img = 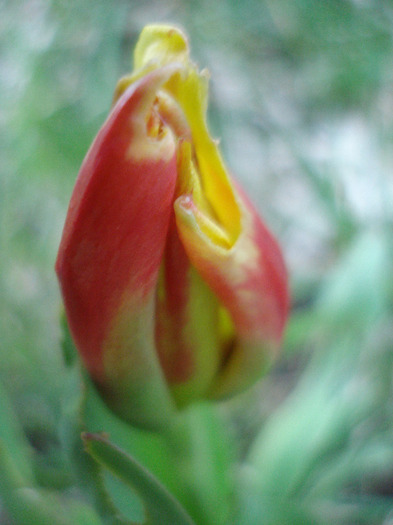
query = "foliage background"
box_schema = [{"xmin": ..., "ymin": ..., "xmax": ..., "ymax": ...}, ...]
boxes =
[{"xmin": 1, "ymin": 0, "xmax": 393, "ymax": 523}]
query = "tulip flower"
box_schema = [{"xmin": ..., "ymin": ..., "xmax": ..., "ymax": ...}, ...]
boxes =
[{"xmin": 56, "ymin": 25, "xmax": 289, "ymax": 428}]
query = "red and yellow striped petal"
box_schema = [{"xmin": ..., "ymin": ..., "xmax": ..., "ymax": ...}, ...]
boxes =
[
  {"xmin": 174, "ymin": 187, "xmax": 289, "ymax": 399},
  {"xmin": 56, "ymin": 66, "xmax": 180, "ymax": 427}
]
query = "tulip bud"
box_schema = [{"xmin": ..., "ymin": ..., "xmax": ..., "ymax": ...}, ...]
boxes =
[{"xmin": 56, "ymin": 25, "xmax": 289, "ymax": 428}]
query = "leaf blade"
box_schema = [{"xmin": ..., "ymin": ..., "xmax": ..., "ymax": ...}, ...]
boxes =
[{"xmin": 83, "ymin": 433, "xmax": 196, "ymax": 525}]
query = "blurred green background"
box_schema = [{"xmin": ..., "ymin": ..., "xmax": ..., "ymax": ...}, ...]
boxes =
[{"xmin": 1, "ymin": 0, "xmax": 393, "ymax": 523}]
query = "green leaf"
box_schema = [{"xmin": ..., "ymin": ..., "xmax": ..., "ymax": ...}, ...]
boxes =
[
  {"xmin": 83, "ymin": 432, "xmax": 196, "ymax": 525},
  {"xmin": 316, "ymin": 231, "xmax": 389, "ymax": 336},
  {"xmin": 102, "ymin": 468, "xmax": 144, "ymax": 523},
  {"xmin": 59, "ymin": 365, "xmax": 120, "ymax": 522},
  {"xmin": 0, "ymin": 442, "xmax": 102, "ymax": 525},
  {"xmin": 8, "ymin": 487, "xmax": 103, "ymax": 525},
  {"xmin": 0, "ymin": 378, "xmax": 33, "ymax": 484}
]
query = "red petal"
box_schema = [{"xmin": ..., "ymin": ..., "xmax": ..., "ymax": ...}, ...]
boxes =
[{"xmin": 56, "ymin": 68, "xmax": 178, "ymax": 383}]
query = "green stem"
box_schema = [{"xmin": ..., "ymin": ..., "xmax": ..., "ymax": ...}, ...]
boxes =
[{"xmin": 161, "ymin": 403, "xmax": 234, "ymax": 525}]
